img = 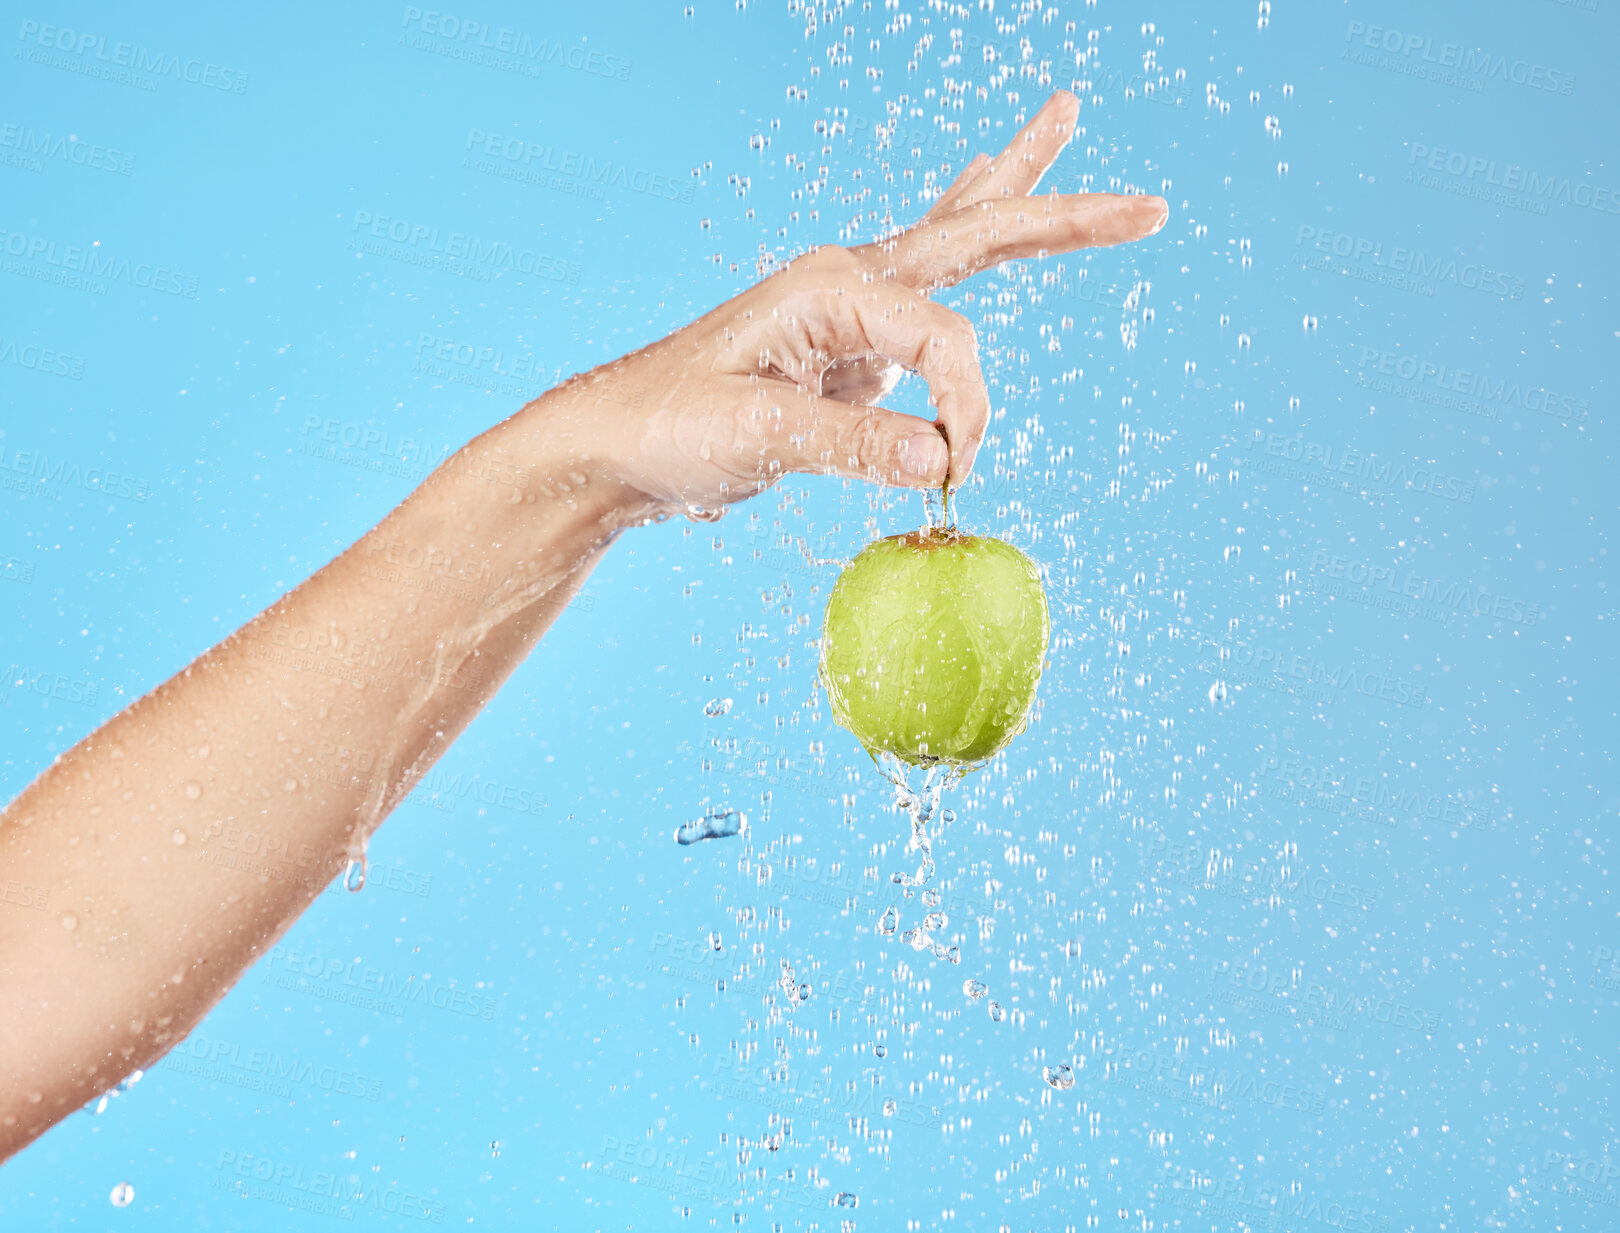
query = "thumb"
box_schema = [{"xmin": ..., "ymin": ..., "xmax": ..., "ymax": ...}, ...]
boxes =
[{"xmin": 746, "ymin": 383, "xmax": 950, "ymax": 490}]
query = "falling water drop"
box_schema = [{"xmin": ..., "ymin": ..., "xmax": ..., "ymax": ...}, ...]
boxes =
[
  {"xmin": 963, "ymin": 978, "xmax": 988, "ymax": 1000},
  {"xmin": 675, "ymin": 809, "xmax": 747, "ymax": 845},
  {"xmin": 1043, "ymin": 1063, "xmax": 1076, "ymax": 1090},
  {"xmin": 703, "ymin": 697, "xmax": 734, "ymax": 717},
  {"xmin": 834, "ymin": 1192, "xmax": 859, "ymax": 1208},
  {"xmin": 988, "ymin": 1000, "xmax": 1006, "ymax": 1021},
  {"xmin": 109, "ymin": 1182, "xmax": 134, "ymax": 1208},
  {"xmin": 877, "ymin": 906, "xmax": 899, "ymax": 936},
  {"xmin": 343, "ymin": 859, "xmax": 367, "ymax": 893}
]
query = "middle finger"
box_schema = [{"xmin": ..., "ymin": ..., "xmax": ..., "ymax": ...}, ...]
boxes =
[{"xmin": 873, "ymin": 192, "xmax": 1169, "ymax": 293}]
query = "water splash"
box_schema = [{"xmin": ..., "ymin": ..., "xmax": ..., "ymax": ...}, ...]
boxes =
[
  {"xmin": 676, "ymin": 809, "xmax": 747, "ymax": 846},
  {"xmin": 343, "ymin": 858, "xmax": 367, "ymax": 893},
  {"xmin": 876, "ymin": 754, "xmax": 961, "ymax": 893},
  {"xmin": 89, "ymin": 1069, "xmax": 144, "ymax": 1116},
  {"xmin": 1043, "ymin": 1063, "xmax": 1076, "ymax": 1090}
]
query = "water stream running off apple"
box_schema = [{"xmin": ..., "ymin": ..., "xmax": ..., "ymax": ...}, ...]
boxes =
[{"xmin": 874, "ymin": 752, "xmax": 965, "ymax": 965}]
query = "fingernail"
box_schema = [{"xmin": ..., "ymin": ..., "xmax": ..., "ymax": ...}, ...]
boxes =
[
  {"xmin": 1147, "ymin": 196, "xmax": 1169, "ymax": 235},
  {"xmin": 899, "ymin": 431, "xmax": 948, "ymax": 481}
]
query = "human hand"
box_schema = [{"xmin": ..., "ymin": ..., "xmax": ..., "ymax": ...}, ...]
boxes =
[{"xmin": 540, "ymin": 90, "xmax": 1167, "ymax": 516}]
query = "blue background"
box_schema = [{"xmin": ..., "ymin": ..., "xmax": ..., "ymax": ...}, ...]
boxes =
[{"xmin": 1, "ymin": 0, "xmax": 1615, "ymax": 1228}]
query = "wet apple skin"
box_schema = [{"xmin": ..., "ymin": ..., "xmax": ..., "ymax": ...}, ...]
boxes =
[{"xmin": 820, "ymin": 529, "xmax": 1050, "ymax": 766}]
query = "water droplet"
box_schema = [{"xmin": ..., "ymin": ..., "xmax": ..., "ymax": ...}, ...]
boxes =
[
  {"xmin": 834, "ymin": 1192, "xmax": 859, "ymax": 1208},
  {"xmin": 109, "ymin": 1182, "xmax": 134, "ymax": 1208},
  {"xmin": 1302, "ymin": 315, "xmax": 1319, "ymax": 330},
  {"xmin": 343, "ymin": 859, "xmax": 367, "ymax": 893},
  {"xmin": 60, "ymin": 912, "xmax": 78, "ymax": 932},
  {"xmin": 1208, "ymin": 681, "xmax": 1228, "ymax": 704},
  {"xmin": 877, "ymin": 906, "xmax": 899, "ymax": 936},
  {"xmin": 675, "ymin": 809, "xmax": 746, "ymax": 846},
  {"xmin": 703, "ymin": 697, "xmax": 734, "ymax": 717},
  {"xmin": 685, "ymin": 504, "xmax": 725, "ymax": 523},
  {"xmin": 988, "ymin": 1000, "xmax": 1006, "ymax": 1021},
  {"xmin": 1043, "ymin": 1063, "xmax": 1076, "ymax": 1090},
  {"xmin": 963, "ymin": 978, "xmax": 988, "ymax": 1000},
  {"xmin": 170, "ymin": 828, "xmax": 188, "ymax": 847},
  {"xmin": 882, "ymin": 1098, "xmax": 898, "ymax": 1116},
  {"xmin": 183, "ymin": 781, "xmax": 201, "ymax": 800},
  {"xmin": 490, "ymin": 1140, "xmax": 500, "ymax": 1158},
  {"xmin": 873, "ymin": 1042, "xmax": 887, "ymax": 1058}
]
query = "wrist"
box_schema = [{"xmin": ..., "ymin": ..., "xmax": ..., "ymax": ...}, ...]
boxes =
[{"xmin": 456, "ymin": 388, "xmax": 666, "ymax": 535}]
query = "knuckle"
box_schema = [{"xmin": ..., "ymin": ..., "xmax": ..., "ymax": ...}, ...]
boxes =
[
  {"xmin": 837, "ymin": 414, "xmax": 886, "ymax": 474},
  {"xmin": 804, "ymin": 245, "xmax": 862, "ymax": 282}
]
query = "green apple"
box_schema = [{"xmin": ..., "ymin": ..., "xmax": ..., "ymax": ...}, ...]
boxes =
[{"xmin": 820, "ymin": 528, "xmax": 1049, "ymax": 767}]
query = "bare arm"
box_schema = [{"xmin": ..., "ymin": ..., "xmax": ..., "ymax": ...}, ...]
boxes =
[{"xmin": 0, "ymin": 91, "xmax": 1166, "ymax": 1158}]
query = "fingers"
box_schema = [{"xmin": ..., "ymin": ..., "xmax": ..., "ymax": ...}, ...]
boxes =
[
  {"xmin": 736, "ymin": 380, "xmax": 951, "ymax": 491},
  {"xmin": 877, "ymin": 192, "xmax": 1169, "ymax": 292},
  {"xmin": 935, "ymin": 91, "xmax": 1081, "ymax": 215},
  {"xmin": 843, "ymin": 292, "xmax": 989, "ymax": 485},
  {"xmin": 925, "ymin": 152, "xmax": 991, "ymax": 220}
]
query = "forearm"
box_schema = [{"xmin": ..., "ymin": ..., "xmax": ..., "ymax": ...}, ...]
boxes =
[{"xmin": 0, "ymin": 391, "xmax": 653, "ymax": 1155}]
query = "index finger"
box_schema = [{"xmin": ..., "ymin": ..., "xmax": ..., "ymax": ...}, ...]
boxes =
[{"xmin": 871, "ymin": 192, "xmax": 1169, "ymax": 293}]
